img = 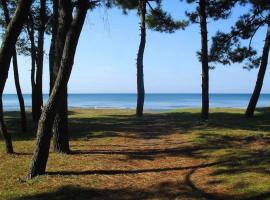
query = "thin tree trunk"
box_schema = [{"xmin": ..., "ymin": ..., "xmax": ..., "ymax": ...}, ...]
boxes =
[
  {"xmin": 12, "ymin": 52, "xmax": 27, "ymax": 133},
  {"xmin": 1, "ymin": 0, "xmax": 27, "ymax": 133},
  {"xmin": 199, "ymin": 0, "xmax": 209, "ymax": 120},
  {"xmin": 0, "ymin": 96, "xmax": 13, "ymax": 153},
  {"xmin": 51, "ymin": 0, "xmax": 72, "ymax": 154},
  {"xmin": 28, "ymin": 0, "xmax": 89, "ymax": 178},
  {"xmin": 35, "ymin": 0, "xmax": 46, "ymax": 121},
  {"xmin": 136, "ymin": 0, "xmax": 146, "ymax": 117},
  {"xmin": 49, "ymin": 0, "xmax": 58, "ymax": 92},
  {"xmin": 0, "ymin": 0, "xmax": 33, "ymax": 153},
  {"xmin": 26, "ymin": 14, "xmax": 38, "ymax": 122},
  {"xmin": 245, "ymin": 18, "xmax": 270, "ymax": 117}
]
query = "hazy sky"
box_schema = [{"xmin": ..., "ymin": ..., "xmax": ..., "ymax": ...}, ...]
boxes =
[{"xmin": 3, "ymin": 0, "xmax": 270, "ymax": 94}]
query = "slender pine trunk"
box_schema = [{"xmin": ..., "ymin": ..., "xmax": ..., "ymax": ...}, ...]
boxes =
[
  {"xmin": 0, "ymin": 0, "xmax": 33, "ymax": 153},
  {"xmin": 12, "ymin": 52, "xmax": 27, "ymax": 133},
  {"xmin": 136, "ymin": 0, "xmax": 146, "ymax": 117},
  {"xmin": 199, "ymin": 0, "xmax": 209, "ymax": 120},
  {"xmin": 1, "ymin": 0, "xmax": 27, "ymax": 133},
  {"xmin": 51, "ymin": 0, "xmax": 71, "ymax": 154},
  {"xmin": 245, "ymin": 18, "xmax": 270, "ymax": 117},
  {"xmin": 27, "ymin": 14, "xmax": 38, "ymax": 122},
  {"xmin": 35, "ymin": 0, "xmax": 46, "ymax": 121},
  {"xmin": 28, "ymin": 0, "xmax": 88, "ymax": 178}
]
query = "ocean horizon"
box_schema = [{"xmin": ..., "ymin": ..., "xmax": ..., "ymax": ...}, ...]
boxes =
[{"xmin": 2, "ymin": 93, "xmax": 269, "ymax": 111}]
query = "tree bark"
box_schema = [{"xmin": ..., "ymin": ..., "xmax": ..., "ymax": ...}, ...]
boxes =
[
  {"xmin": 51, "ymin": 0, "xmax": 72, "ymax": 154},
  {"xmin": 26, "ymin": 13, "xmax": 38, "ymax": 122},
  {"xmin": 34, "ymin": 0, "xmax": 46, "ymax": 121},
  {"xmin": 199, "ymin": 0, "xmax": 209, "ymax": 120},
  {"xmin": 49, "ymin": 1, "xmax": 58, "ymax": 92},
  {"xmin": 0, "ymin": 0, "xmax": 33, "ymax": 153},
  {"xmin": 136, "ymin": 0, "xmax": 146, "ymax": 117},
  {"xmin": 1, "ymin": 0, "xmax": 27, "ymax": 133},
  {"xmin": 245, "ymin": 18, "xmax": 270, "ymax": 117},
  {"xmin": 12, "ymin": 52, "xmax": 27, "ymax": 133},
  {"xmin": 0, "ymin": 96, "xmax": 13, "ymax": 153},
  {"xmin": 28, "ymin": 0, "xmax": 89, "ymax": 178},
  {"xmin": 53, "ymin": 87, "xmax": 69, "ymax": 153}
]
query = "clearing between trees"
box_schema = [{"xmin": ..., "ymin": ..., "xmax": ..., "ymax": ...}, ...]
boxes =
[{"xmin": 0, "ymin": 108, "xmax": 270, "ymax": 200}]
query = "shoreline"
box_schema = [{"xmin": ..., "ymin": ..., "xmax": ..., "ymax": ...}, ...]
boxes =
[{"xmin": 4, "ymin": 107, "xmax": 269, "ymax": 113}]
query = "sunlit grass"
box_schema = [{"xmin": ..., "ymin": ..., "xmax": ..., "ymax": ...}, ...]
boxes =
[{"xmin": 0, "ymin": 108, "xmax": 269, "ymax": 199}]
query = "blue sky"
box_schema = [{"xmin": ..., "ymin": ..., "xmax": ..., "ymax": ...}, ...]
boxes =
[{"xmin": 3, "ymin": 0, "xmax": 270, "ymax": 94}]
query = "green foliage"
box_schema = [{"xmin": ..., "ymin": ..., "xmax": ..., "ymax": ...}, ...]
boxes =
[
  {"xmin": 209, "ymin": 2, "xmax": 269, "ymax": 69},
  {"xmin": 109, "ymin": 0, "xmax": 139, "ymax": 14},
  {"xmin": 110, "ymin": 0, "xmax": 186, "ymax": 33},
  {"xmin": 146, "ymin": 7, "xmax": 188, "ymax": 33},
  {"xmin": 184, "ymin": 0, "xmax": 240, "ymax": 23},
  {"xmin": 0, "ymin": 0, "xmax": 52, "ymax": 56}
]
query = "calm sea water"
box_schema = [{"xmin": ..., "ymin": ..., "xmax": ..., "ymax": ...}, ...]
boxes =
[{"xmin": 2, "ymin": 93, "xmax": 270, "ymax": 111}]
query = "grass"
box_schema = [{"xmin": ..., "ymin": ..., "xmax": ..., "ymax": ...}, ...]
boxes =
[{"xmin": 0, "ymin": 108, "xmax": 270, "ymax": 200}]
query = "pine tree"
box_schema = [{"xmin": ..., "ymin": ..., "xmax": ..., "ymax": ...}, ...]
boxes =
[
  {"xmin": 0, "ymin": 0, "xmax": 27, "ymax": 133},
  {"xmin": 112, "ymin": 0, "xmax": 186, "ymax": 117},
  {"xmin": 28, "ymin": 0, "xmax": 99, "ymax": 179},
  {"xmin": 0, "ymin": 0, "xmax": 33, "ymax": 153},
  {"xmin": 185, "ymin": 0, "xmax": 239, "ymax": 119},
  {"xmin": 209, "ymin": 1, "xmax": 270, "ymax": 117}
]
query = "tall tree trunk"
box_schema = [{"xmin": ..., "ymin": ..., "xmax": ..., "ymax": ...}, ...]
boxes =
[
  {"xmin": 136, "ymin": 0, "xmax": 146, "ymax": 117},
  {"xmin": 245, "ymin": 18, "xmax": 270, "ymax": 117},
  {"xmin": 28, "ymin": 0, "xmax": 89, "ymax": 179},
  {"xmin": 35, "ymin": 0, "xmax": 46, "ymax": 121},
  {"xmin": 51, "ymin": 0, "xmax": 72, "ymax": 154},
  {"xmin": 26, "ymin": 14, "xmax": 38, "ymax": 122},
  {"xmin": 1, "ymin": 0, "xmax": 27, "ymax": 133},
  {"xmin": 49, "ymin": 0, "xmax": 58, "ymax": 92},
  {"xmin": 199, "ymin": 0, "xmax": 209, "ymax": 120},
  {"xmin": 12, "ymin": 52, "xmax": 27, "ymax": 133},
  {"xmin": 0, "ymin": 0, "xmax": 33, "ymax": 153}
]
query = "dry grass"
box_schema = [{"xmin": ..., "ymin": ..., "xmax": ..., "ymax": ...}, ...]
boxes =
[{"xmin": 0, "ymin": 108, "xmax": 270, "ymax": 200}]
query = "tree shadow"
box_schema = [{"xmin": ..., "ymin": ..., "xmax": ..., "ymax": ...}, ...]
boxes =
[
  {"xmin": 3, "ymin": 108, "xmax": 269, "ymax": 141},
  {"xmin": 47, "ymin": 161, "xmax": 223, "ymax": 176},
  {"xmin": 12, "ymin": 166, "xmax": 270, "ymax": 200},
  {"xmin": 3, "ymin": 108, "xmax": 270, "ymax": 199},
  {"xmin": 66, "ymin": 108, "xmax": 270, "ymax": 141}
]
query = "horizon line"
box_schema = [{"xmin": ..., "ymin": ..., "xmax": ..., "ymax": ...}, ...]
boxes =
[{"xmin": 2, "ymin": 92, "xmax": 270, "ymax": 95}]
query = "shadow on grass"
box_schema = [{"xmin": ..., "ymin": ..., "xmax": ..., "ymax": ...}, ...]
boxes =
[
  {"xmin": 68, "ymin": 107, "xmax": 270, "ymax": 140},
  {"xmin": 3, "ymin": 108, "xmax": 269, "ymax": 141},
  {"xmin": 3, "ymin": 108, "xmax": 270, "ymax": 199},
  {"xmin": 10, "ymin": 162, "xmax": 228, "ymax": 200},
  {"xmin": 47, "ymin": 161, "xmax": 224, "ymax": 176},
  {"xmin": 13, "ymin": 167, "xmax": 270, "ymax": 200}
]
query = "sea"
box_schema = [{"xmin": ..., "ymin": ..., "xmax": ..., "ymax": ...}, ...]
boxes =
[{"xmin": 2, "ymin": 93, "xmax": 270, "ymax": 111}]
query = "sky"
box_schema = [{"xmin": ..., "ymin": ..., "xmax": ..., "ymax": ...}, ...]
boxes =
[{"xmin": 3, "ymin": 0, "xmax": 270, "ymax": 94}]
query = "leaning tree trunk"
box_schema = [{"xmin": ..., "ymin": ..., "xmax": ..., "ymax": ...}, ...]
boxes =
[
  {"xmin": 28, "ymin": 0, "xmax": 89, "ymax": 179},
  {"xmin": 34, "ymin": 0, "xmax": 46, "ymax": 121},
  {"xmin": 51, "ymin": 0, "xmax": 72, "ymax": 154},
  {"xmin": 199, "ymin": 0, "xmax": 209, "ymax": 120},
  {"xmin": 245, "ymin": 18, "xmax": 270, "ymax": 117},
  {"xmin": 12, "ymin": 52, "xmax": 27, "ymax": 133},
  {"xmin": 136, "ymin": 0, "xmax": 146, "ymax": 117},
  {"xmin": 0, "ymin": 0, "xmax": 33, "ymax": 153},
  {"xmin": 1, "ymin": 0, "xmax": 27, "ymax": 133}
]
